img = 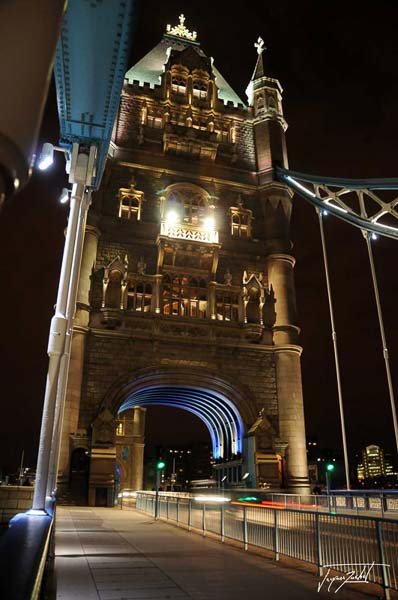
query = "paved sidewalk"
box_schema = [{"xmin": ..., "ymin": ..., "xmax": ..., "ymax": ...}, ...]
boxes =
[{"xmin": 55, "ymin": 506, "xmax": 380, "ymax": 600}]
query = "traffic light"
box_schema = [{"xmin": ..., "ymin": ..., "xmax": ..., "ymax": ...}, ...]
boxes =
[
  {"xmin": 326, "ymin": 463, "xmax": 335, "ymax": 472},
  {"xmin": 156, "ymin": 460, "xmax": 166, "ymax": 470}
]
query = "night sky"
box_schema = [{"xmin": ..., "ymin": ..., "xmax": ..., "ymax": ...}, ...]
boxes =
[{"xmin": 0, "ymin": 1, "xmax": 397, "ymax": 474}]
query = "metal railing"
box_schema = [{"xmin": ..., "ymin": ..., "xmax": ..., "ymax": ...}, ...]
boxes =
[
  {"xmin": 260, "ymin": 492, "xmax": 398, "ymax": 517},
  {"xmin": 131, "ymin": 492, "xmax": 398, "ymax": 598}
]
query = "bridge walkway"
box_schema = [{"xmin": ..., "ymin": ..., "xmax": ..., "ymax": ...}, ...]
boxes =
[{"xmin": 55, "ymin": 506, "xmax": 376, "ymax": 600}]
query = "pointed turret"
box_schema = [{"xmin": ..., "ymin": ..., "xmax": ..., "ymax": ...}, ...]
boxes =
[
  {"xmin": 246, "ymin": 37, "xmax": 288, "ymax": 176},
  {"xmin": 251, "ymin": 37, "xmax": 265, "ymax": 80}
]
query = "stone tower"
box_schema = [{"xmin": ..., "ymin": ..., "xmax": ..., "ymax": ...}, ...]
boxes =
[{"xmin": 59, "ymin": 16, "xmax": 309, "ymax": 505}]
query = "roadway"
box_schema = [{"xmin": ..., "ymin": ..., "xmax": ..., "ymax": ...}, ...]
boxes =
[{"xmin": 55, "ymin": 506, "xmax": 381, "ymax": 599}]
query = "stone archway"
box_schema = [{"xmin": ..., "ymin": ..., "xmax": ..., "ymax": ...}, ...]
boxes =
[{"xmin": 86, "ymin": 367, "xmax": 279, "ymax": 503}]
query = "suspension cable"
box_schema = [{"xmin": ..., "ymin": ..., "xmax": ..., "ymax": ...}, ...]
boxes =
[
  {"xmin": 317, "ymin": 208, "xmax": 351, "ymax": 490},
  {"xmin": 363, "ymin": 231, "xmax": 398, "ymax": 457}
]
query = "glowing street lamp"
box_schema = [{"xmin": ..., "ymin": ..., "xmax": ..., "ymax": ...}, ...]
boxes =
[
  {"xmin": 155, "ymin": 459, "xmax": 166, "ymax": 519},
  {"xmin": 326, "ymin": 462, "xmax": 335, "ymax": 495},
  {"xmin": 37, "ymin": 142, "xmax": 55, "ymax": 170},
  {"xmin": 59, "ymin": 188, "xmax": 70, "ymax": 204}
]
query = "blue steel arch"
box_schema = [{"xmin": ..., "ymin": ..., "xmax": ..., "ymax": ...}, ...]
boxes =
[{"xmin": 118, "ymin": 386, "xmax": 244, "ymax": 461}]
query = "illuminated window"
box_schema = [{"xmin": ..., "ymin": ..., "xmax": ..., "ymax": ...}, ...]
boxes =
[
  {"xmin": 171, "ymin": 75, "xmax": 187, "ymax": 96},
  {"xmin": 193, "ymin": 80, "xmax": 207, "ymax": 100},
  {"xmin": 164, "ymin": 184, "xmax": 210, "ymax": 227},
  {"xmin": 162, "ymin": 274, "xmax": 207, "ymax": 319},
  {"xmin": 215, "ymin": 126, "xmax": 231, "ymax": 143},
  {"xmin": 230, "ymin": 206, "xmax": 252, "ymax": 238},
  {"xmin": 127, "ymin": 281, "xmax": 152, "ymax": 312},
  {"xmin": 216, "ymin": 292, "xmax": 240, "ymax": 321},
  {"xmin": 147, "ymin": 115, "xmax": 162, "ymax": 129},
  {"xmin": 118, "ymin": 189, "xmax": 143, "ymax": 221},
  {"xmin": 116, "ymin": 421, "xmax": 124, "ymax": 436}
]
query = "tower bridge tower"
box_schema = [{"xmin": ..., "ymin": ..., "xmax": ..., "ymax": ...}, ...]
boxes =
[{"xmin": 59, "ymin": 16, "xmax": 310, "ymax": 505}]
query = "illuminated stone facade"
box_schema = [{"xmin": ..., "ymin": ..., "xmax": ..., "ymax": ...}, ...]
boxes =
[{"xmin": 59, "ymin": 18, "xmax": 310, "ymax": 505}]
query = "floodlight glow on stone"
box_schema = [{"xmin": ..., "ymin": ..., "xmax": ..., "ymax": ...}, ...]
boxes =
[
  {"xmin": 203, "ymin": 216, "xmax": 215, "ymax": 231},
  {"xmin": 166, "ymin": 210, "xmax": 179, "ymax": 225}
]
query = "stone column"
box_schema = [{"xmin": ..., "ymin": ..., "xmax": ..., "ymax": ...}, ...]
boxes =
[
  {"xmin": 267, "ymin": 253, "xmax": 299, "ymax": 345},
  {"xmin": 274, "ymin": 346, "xmax": 309, "ymax": 494},
  {"xmin": 267, "ymin": 244, "xmax": 309, "ymax": 493},
  {"xmin": 58, "ymin": 224, "xmax": 100, "ymax": 480},
  {"xmin": 131, "ymin": 407, "xmax": 146, "ymax": 490},
  {"xmin": 131, "ymin": 442, "xmax": 145, "ymax": 490}
]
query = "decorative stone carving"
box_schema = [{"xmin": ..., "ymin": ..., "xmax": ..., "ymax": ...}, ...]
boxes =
[
  {"xmin": 224, "ymin": 269, "xmax": 232, "ymax": 285},
  {"xmin": 137, "ymin": 256, "xmax": 146, "ymax": 275},
  {"xmin": 92, "ymin": 409, "xmax": 116, "ymax": 447}
]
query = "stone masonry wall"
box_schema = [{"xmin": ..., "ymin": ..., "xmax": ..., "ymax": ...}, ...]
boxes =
[
  {"xmin": 0, "ymin": 486, "xmax": 34, "ymax": 525},
  {"xmin": 79, "ymin": 331, "xmax": 278, "ymax": 442}
]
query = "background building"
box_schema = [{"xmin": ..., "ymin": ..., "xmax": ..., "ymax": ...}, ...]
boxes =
[{"xmin": 356, "ymin": 444, "xmax": 397, "ymax": 488}]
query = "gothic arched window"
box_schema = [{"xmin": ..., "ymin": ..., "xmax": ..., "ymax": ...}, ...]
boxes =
[
  {"xmin": 163, "ymin": 183, "xmax": 211, "ymax": 227},
  {"xmin": 230, "ymin": 205, "xmax": 253, "ymax": 238},
  {"xmin": 118, "ymin": 187, "xmax": 143, "ymax": 220},
  {"xmin": 193, "ymin": 79, "xmax": 208, "ymax": 100},
  {"xmin": 127, "ymin": 281, "xmax": 152, "ymax": 312},
  {"xmin": 162, "ymin": 274, "xmax": 207, "ymax": 319},
  {"xmin": 216, "ymin": 292, "xmax": 240, "ymax": 322},
  {"xmin": 171, "ymin": 75, "xmax": 187, "ymax": 96}
]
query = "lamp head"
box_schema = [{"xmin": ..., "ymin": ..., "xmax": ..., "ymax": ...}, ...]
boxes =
[{"xmin": 37, "ymin": 143, "xmax": 54, "ymax": 170}]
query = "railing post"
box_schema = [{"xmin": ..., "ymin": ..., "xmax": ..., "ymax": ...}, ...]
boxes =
[
  {"xmin": 274, "ymin": 510, "xmax": 279, "ymax": 561},
  {"xmin": 376, "ymin": 520, "xmax": 391, "ymax": 600},
  {"xmin": 221, "ymin": 503, "xmax": 225, "ymax": 542},
  {"xmin": 243, "ymin": 506, "xmax": 248, "ymax": 551},
  {"xmin": 315, "ymin": 512, "xmax": 323, "ymax": 576},
  {"xmin": 202, "ymin": 502, "xmax": 206, "ymax": 537},
  {"xmin": 166, "ymin": 497, "xmax": 169, "ymax": 520},
  {"xmin": 188, "ymin": 499, "xmax": 192, "ymax": 531},
  {"xmin": 176, "ymin": 497, "xmax": 179, "ymax": 524}
]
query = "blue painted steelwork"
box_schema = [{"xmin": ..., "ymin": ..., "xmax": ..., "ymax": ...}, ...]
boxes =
[
  {"xmin": 276, "ymin": 166, "xmax": 398, "ymax": 240},
  {"xmin": 119, "ymin": 386, "xmax": 244, "ymax": 460},
  {"xmin": 54, "ymin": 0, "xmax": 135, "ymax": 189}
]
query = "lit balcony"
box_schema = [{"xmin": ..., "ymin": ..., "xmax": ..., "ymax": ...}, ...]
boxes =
[{"xmin": 160, "ymin": 221, "xmax": 219, "ymax": 244}]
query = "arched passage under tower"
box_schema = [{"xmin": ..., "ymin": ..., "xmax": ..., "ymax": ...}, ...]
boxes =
[
  {"xmin": 86, "ymin": 368, "xmax": 282, "ymax": 505},
  {"xmin": 119, "ymin": 386, "xmax": 244, "ymax": 461}
]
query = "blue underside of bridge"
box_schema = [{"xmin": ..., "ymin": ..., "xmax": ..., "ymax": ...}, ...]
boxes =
[
  {"xmin": 118, "ymin": 386, "xmax": 244, "ymax": 461},
  {"xmin": 54, "ymin": 0, "xmax": 135, "ymax": 189}
]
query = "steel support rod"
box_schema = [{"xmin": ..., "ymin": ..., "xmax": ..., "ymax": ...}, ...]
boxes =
[
  {"xmin": 46, "ymin": 190, "xmax": 91, "ymax": 497},
  {"xmin": 364, "ymin": 232, "xmax": 398, "ymax": 458},
  {"xmin": 317, "ymin": 209, "xmax": 350, "ymax": 490},
  {"xmin": 32, "ymin": 182, "xmax": 85, "ymax": 512}
]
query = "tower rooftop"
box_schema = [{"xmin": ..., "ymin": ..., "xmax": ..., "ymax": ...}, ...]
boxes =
[{"xmin": 125, "ymin": 16, "xmax": 245, "ymax": 108}]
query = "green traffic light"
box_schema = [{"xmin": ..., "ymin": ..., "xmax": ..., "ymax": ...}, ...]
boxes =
[
  {"xmin": 157, "ymin": 460, "xmax": 166, "ymax": 470},
  {"xmin": 326, "ymin": 463, "xmax": 335, "ymax": 472}
]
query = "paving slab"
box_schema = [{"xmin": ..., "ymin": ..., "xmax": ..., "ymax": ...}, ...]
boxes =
[{"xmin": 55, "ymin": 506, "xmax": 384, "ymax": 600}]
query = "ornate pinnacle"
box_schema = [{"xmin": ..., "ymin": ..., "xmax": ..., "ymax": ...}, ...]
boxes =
[
  {"xmin": 254, "ymin": 36, "xmax": 266, "ymax": 55},
  {"xmin": 166, "ymin": 14, "xmax": 197, "ymax": 41}
]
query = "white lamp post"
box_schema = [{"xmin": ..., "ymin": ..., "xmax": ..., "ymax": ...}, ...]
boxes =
[{"xmin": 31, "ymin": 143, "xmax": 96, "ymax": 513}]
